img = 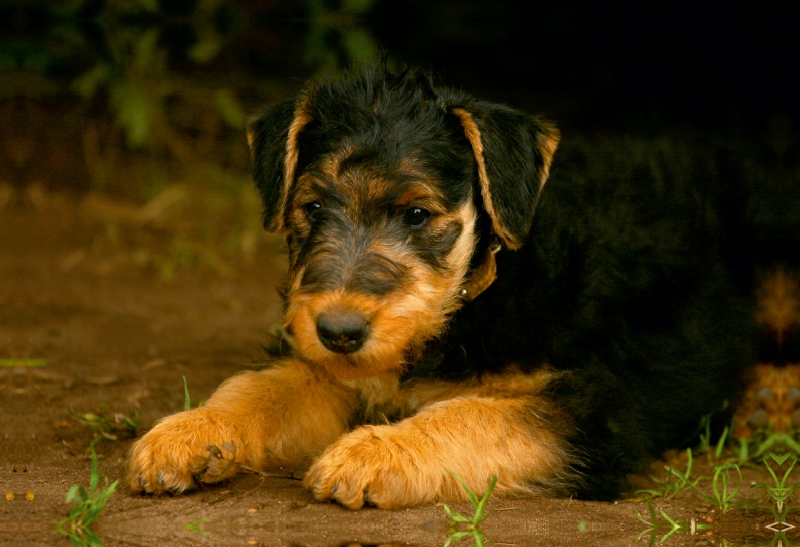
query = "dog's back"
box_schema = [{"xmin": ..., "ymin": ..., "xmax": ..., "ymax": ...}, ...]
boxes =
[{"xmin": 412, "ymin": 135, "xmax": 755, "ymax": 498}]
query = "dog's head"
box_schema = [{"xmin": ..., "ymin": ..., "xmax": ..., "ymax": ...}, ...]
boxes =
[{"xmin": 248, "ymin": 67, "xmax": 559, "ymax": 378}]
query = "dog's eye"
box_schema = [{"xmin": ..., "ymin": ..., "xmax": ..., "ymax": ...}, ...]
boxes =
[
  {"xmin": 403, "ymin": 207, "xmax": 430, "ymax": 226},
  {"xmin": 304, "ymin": 202, "xmax": 322, "ymax": 222}
]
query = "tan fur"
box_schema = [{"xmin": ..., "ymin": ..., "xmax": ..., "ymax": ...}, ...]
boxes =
[
  {"xmin": 294, "ymin": 154, "xmax": 447, "ymax": 218},
  {"xmin": 269, "ymin": 103, "xmax": 314, "ymax": 231},
  {"xmin": 452, "ymin": 108, "xmax": 513, "ymax": 247},
  {"xmin": 305, "ymin": 370, "xmax": 572, "ymax": 508},
  {"xmin": 127, "ymin": 358, "xmax": 357, "ymax": 493},
  {"xmin": 451, "ymin": 108, "xmax": 561, "ymax": 249},
  {"xmin": 283, "ymin": 201, "xmax": 477, "ymax": 379},
  {"xmin": 127, "ymin": 359, "xmax": 575, "ymax": 506},
  {"xmin": 535, "ymin": 121, "xmax": 561, "ymax": 189},
  {"xmin": 127, "ymin": 103, "xmax": 573, "ymax": 506},
  {"xmin": 450, "ymin": 201, "xmax": 479, "ymax": 292},
  {"xmin": 341, "ymin": 373, "xmax": 401, "ymax": 418}
]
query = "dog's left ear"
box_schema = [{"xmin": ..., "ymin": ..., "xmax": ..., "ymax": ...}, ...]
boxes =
[
  {"xmin": 451, "ymin": 103, "xmax": 560, "ymax": 250},
  {"xmin": 247, "ymin": 98, "xmax": 314, "ymax": 232}
]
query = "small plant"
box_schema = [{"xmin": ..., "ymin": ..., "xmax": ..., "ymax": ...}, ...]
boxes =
[
  {"xmin": 55, "ymin": 444, "xmax": 118, "ymax": 547},
  {"xmin": 692, "ymin": 462, "xmax": 743, "ymax": 513},
  {"xmin": 186, "ymin": 518, "xmax": 210, "ymax": 535},
  {"xmin": 753, "ymin": 452, "xmax": 800, "ymax": 523},
  {"xmin": 636, "ymin": 499, "xmax": 710, "ymax": 546},
  {"xmin": 183, "ymin": 375, "xmax": 191, "ymax": 411},
  {"xmin": 180, "ymin": 375, "xmax": 208, "ymax": 409},
  {"xmin": 657, "ymin": 508, "xmax": 691, "ymax": 543},
  {"xmin": 696, "ymin": 401, "xmax": 729, "ymax": 456},
  {"xmin": 737, "ymin": 432, "xmax": 800, "ymax": 464},
  {"xmin": 635, "ymin": 499, "xmax": 659, "ymax": 546},
  {"xmin": 714, "ymin": 426, "xmax": 729, "ymax": 459},
  {"xmin": 442, "ymin": 471, "xmax": 497, "ymax": 547},
  {"xmin": 636, "ymin": 448, "xmax": 703, "ymax": 500},
  {"xmin": 68, "ymin": 409, "xmax": 139, "ymax": 441}
]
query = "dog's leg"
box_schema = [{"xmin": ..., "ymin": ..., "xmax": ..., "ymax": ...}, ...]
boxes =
[
  {"xmin": 304, "ymin": 394, "xmax": 572, "ymax": 509},
  {"xmin": 127, "ymin": 359, "xmax": 357, "ymax": 494}
]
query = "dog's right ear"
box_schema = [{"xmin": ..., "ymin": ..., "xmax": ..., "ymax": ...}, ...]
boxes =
[{"xmin": 247, "ymin": 99, "xmax": 314, "ymax": 232}]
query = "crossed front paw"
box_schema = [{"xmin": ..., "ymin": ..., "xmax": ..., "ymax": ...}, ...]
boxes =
[
  {"xmin": 126, "ymin": 410, "xmax": 239, "ymax": 494},
  {"xmin": 304, "ymin": 425, "xmax": 442, "ymax": 509}
]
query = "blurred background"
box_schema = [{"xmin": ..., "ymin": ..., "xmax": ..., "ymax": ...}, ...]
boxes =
[
  {"xmin": 1, "ymin": 0, "xmax": 798, "ymax": 355},
  {"xmin": 4, "ymin": 0, "xmax": 798, "ymax": 184}
]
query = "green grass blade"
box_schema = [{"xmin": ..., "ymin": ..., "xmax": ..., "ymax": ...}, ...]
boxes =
[
  {"xmin": 183, "ymin": 375, "xmax": 191, "ymax": 411},
  {"xmin": 715, "ymin": 426, "xmax": 729, "ymax": 459},
  {"xmin": 89, "ymin": 448, "xmax": 100, "ymax": 493},
  {"xmin": 0, "ymin": 358, "xmax": 46, "ymax": 367},
  {"xmin": 445, "ymin": 469, "xmax": 480, "ymax": 508},
  {"xmin": 473, "ymin": 476, "xmax": 497, "ymax": 521}
]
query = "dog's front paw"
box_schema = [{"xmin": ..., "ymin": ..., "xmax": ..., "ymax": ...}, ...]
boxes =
[
  {"xmin": 304, "ymin": 425, "xmax": 440, "ymax": 509},
  {"xmin": 127, "ymin": 410, "xmax": 239, "ymax": 494}
]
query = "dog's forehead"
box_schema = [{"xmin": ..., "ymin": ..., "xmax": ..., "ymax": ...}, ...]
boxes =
[
  {"xmin": 302, "ymin": 103, "xmax": 452, "ymax": 160},
  {"xmin": 297, "ymin": 149, "xmax": 451, "ymax": 211},
  {"xmin": 296, "ymin": 91, "xmax": 473, "ymax": 209}
]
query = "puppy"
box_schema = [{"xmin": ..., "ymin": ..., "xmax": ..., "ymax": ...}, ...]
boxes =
[{"xmin": 127, "ymin": 66, "xmax": 753, "ymax": 507}]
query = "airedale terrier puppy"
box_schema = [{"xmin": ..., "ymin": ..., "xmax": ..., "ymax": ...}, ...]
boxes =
[{"xmin": 127, "ymin": 66, "xmax": 754, "ymax": 506}]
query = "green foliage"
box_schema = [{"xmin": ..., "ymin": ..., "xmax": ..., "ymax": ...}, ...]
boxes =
[
  {"xmin": 656, "ymin": 509, "xmax": 690, "ymax": 543},
  {"xmin": 215, "ymin": 89, "xmax": 247, "ymax": 129},
  {"xmin": 737, "ymin": 432, "xmax": 800, "ymax": 464},
  {"xmin": 635, "ymin": 499, "xmax": 710, "ymax": 546},
  {"xmin": 695, "ymin": 401, "xmax": 735, "ymax": 464},
  {"xmin": 183, "ymin": 375, "xmax": 191, "ymax": 411},
  {"xmin": 55, "ymin": 445, "xmax": 118, "ymax": 547},
  {"xmin": 12, "ymin": 0, "xmax": 250, "ymax": 153},
  {"xmin": 714, "ymin": 426, "xmax": 729, "ymax": 459},
  {"xmin": 305, "ymin": 0, "xmax": 383, "ymax": 76},
  {"xmin": 186, "ymin": 518, "xmax": 211, "ymax": 535},
  {"xmin": 753, "ymin": 452, "xmax": 800, "ymax": 522},
  {"xmin": 634, "ymin": 414, "xmax": 800, "ymax": 545},
  {"xmin": 6, "ymin": 0, "xmax": 387, "ymax": 204},
  {"xmin": 692, "ymin": 463, "xmax": 743, "ymax": 513},
  {"xmin": 635, "ymin": 498, "xmax": 659, "ymax": 545},
  {"xmin": 0, "ymin": 359, "xmax": 47, "ymax": 367},
  {"xmin": 636, "ymin": 448, "xmax": 703, "ymax": 500},
  {"xmin": 68, "ymin": 409, "xmax": 139, "ymax": 441},
  {"xmin": 442, "ymin": 471, "xmax": 497, "ymax": 547}
]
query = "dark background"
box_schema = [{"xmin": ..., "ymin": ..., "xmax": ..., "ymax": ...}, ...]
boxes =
[
  {"xmin": 5, "ymin": 0, "xmax": 798, "ymax": 132},
  {"xmin": 244, "ymin": 0, "xmax": 800, "ymax": 134},
  {"xmin": 2, "ymin": 0, "xmax": 798, "ymax": 291}
]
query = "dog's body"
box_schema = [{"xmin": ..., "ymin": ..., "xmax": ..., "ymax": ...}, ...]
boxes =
[{"xmin": 127, "ymin": 67, "xmax": 754, "ymax": 506}]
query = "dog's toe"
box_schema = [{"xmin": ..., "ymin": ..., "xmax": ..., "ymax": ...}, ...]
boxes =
[
  {"xmin": 304, "ymin": 425, "xmax": 437, "ymax": 509},
  {"xmin": 126, "ymin": 410, "xmax": 240, "ymax": 495}
]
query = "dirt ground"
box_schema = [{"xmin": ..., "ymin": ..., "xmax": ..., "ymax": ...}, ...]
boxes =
[{"xmin": 0, "ymin": 189, "xmax": 794, "ymax": 547}]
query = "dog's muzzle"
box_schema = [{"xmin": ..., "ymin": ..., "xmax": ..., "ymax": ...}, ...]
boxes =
[{"xmin": 316, "ymin": 311, "xmax": 370, "ymax": 354}]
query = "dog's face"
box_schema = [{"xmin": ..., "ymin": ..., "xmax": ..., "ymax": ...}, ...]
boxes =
[
  {"xmin": 281, "ymin": 137, "xmax": 479, "ymax": 379},
  {"xmin": 248, "ymin": 68, "xmax": 560, "ymax": 379}
]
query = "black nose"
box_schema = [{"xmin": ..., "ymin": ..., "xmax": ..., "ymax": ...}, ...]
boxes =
[{"xmin": 316, "ymin": 311, "xmax": 369, "ymax": 354}]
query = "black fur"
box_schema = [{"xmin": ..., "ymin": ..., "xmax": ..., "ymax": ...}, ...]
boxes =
[
  {"xmin": 250, "ymin": 66, "xmax": 755, "ymax": 500},
  {"xmin": 409, "ymin": 136, "xmax": 756, "ymax": 498},
  {"xmin": 249, "ymin": 99, "xmax": 297, "ymax": 229}
]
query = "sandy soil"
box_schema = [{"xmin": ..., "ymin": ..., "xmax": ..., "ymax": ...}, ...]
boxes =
[{"xmin": 0, "ymin": 190, "xmax": 792, "ymax": 547}]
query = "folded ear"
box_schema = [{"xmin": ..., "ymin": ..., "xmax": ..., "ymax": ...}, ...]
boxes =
[
  {"xmin": 451, "ymin": 104, "xmax": 560, "ymax": 250},
  {"xmin": 247, "ymin": 99, "xmax": 314, "ymax": 232}
]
